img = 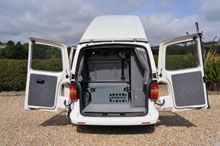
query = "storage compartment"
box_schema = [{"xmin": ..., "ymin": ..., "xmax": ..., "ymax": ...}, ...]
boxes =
[{"xmin": 77, "ymin": 46, "xmax": 150, "ymax": 117}]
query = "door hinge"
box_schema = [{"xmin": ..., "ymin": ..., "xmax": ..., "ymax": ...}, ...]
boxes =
[
  {"xmin": 65, "ymin": 70, "xmax": 70, "ymax": 79},
  {"xmin": 203, "ymin": 76, "xmax": 207, "ymax": 83},
  {"xmin": 159, "ymin": 68, "xmax": 163, "ymax": 77},
  {"xmin": 153, "ymin": 73, "xmax": 157, "ymax": 78},
  {"xmin": 71, "ymin": 74, "xmax": 76, "ymax": 79}
]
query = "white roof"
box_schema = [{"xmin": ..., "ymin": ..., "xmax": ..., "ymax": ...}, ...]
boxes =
[{"xmin": 80, "ymin": 15, "xmax": 147, "ymax": 43}]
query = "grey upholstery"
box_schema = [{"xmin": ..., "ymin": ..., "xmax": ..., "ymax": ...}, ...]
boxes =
[
  {"xmin": 80, "ymin": 47, "xmax": 150, "ymax": 115},
  {"xmin": 83, "ymin": 103, "xmax": 146, "ymax": 113},
  {"xmin": 134, "ymin": 47, "xmax": 150, "ymax": 84},
  {"xmin": 77, "ymin": 55, "xmax": 85, "ymax": 81},
  {"xmin": 28, "ymin": 74, "xmax": 57, "ymax": 107},
  {"xmin": 87, "ymin": 54, "xmax": 129, "ymax": 81},
  {"xmin": 130, "ymin": 51, "xmax": 146, "ymax": 107},
  {"xmin": 172, "ymin": 71, "xmax": 206, "ymax": 107}
]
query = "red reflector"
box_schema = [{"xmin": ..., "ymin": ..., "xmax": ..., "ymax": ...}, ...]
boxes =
[
  {"xmin": 142, "ymin": 122, "xmax": 151, "ymax": 125},
  {"xmin": 70, "ymin": 84, "xmax": 77, "ymax": 100},
  {"xmin": 77, "ymin": 122, "xmax": 86, "ymax": 125},
  {"xmin": 150, "ymin": 83, "xmax": 159, "ymax": 100}
]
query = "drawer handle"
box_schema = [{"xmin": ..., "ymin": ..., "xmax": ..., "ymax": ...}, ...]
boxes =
[{"xmin": 36, "ymin": 79, "xmax": 45, "ymax": 84}]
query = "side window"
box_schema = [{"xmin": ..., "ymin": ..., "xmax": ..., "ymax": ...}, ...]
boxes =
[
  {"xmin": 165, "ymin": 40, "xmax": 199, "ymax": 70},
  {"xmin": 31, "ymin": 44, "xmax": 63, "ymax": 72}
]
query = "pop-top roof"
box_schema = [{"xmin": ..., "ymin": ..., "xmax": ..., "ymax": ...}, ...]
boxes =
[{"xmin": 80, "ymin": 15, "xmax": 147, "ymax": 43}]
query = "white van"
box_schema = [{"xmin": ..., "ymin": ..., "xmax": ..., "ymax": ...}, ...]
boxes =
[{"xmin": 25, "ymin": 15, "xmax": 209, "ymax": 126}]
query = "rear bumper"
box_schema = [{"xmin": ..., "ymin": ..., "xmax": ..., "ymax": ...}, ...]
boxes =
[
  {"xmin": 71, "ymin": 114, "xmax": 159, "ymax": 126},
  {"xmin": 69, "ymin": 102, "xmax": 159, "ymax": 126}
]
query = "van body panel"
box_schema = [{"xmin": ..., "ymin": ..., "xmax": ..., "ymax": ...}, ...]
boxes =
[{"xmin": 158, "ymin": 33, "xmax": 209, "ymax": 111}]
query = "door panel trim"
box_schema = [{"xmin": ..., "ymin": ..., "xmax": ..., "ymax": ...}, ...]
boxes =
[
  {"xmin": 171, "ymin": 71, "xmax": 206, "ymax": 108},
  {"xmin": 28, "ymin": 74, "xmax": 57, "ymax": 109}
]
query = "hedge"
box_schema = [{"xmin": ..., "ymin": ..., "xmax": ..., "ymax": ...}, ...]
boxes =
[
  {"xmin": 154, "ymin": 55, "xmax": 198, "ymax": 70},
  {"xmin": 0, "ymin": 59, "xmax": 62, "ymax": 91},
  {"xmin": 32, "ymin": 59, "xmax": 62, "ymax": 72},
  {"xmin": 0, "ymin": 59, "xmax": 27, "ymax": 91},
  {"xmin": 1, "ymin": 55, "xmax": 220, "ymax": 91}
]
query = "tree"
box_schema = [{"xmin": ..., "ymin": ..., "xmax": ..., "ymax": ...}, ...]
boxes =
[
  {"xmin": 0, "ymin": 42, "xmax": 28, "ymax": 59},
  {"xmin": 16, "ymin": 41, "xmax": 21, "ymax": 46},
  {"xmin": 7, "ymin": 40, "xmax": 15, "ymax": 46}
]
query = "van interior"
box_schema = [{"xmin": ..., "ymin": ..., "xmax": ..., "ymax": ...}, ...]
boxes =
[{"xmin": 76, "ymin": 45, "xmax": 151, "ymax": 117}]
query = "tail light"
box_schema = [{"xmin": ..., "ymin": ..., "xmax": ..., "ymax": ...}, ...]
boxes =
[
  {"xmin": 70, "ymin": 83, "xmax": 77, "ymax": 100},
  {"xmin": 150, "ymin": 82, "xmax": 159, "ymax": 100}
]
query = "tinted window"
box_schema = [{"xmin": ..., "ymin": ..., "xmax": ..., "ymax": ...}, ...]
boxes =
[
  {"xmin": 31, "ymin": 44, "xmax": 63, "ymax": 72},
  {"xmin": 166, "ymin": 40, "xmax": 199, "ymax": 70}
]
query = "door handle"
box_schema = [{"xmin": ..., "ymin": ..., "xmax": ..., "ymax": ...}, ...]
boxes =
[{"xmin": 36, "ymin": 79, "xmax": 45, "ymax": 84}]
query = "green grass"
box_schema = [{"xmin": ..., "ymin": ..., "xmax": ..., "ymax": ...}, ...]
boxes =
[
  {"xmin": 204, "ymin": 42, "xmax": 220, "ymax": 48},
  {"xmin": 0, "ymin": 44, "xmax": 7, "ymax": 49}
]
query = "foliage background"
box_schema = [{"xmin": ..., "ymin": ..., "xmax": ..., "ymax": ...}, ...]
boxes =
[{"xmin": 0, "ymin": 40, "xmax": 220, "ymax": 91}]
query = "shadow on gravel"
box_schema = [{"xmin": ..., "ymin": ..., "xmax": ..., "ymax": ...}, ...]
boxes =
[
  {"xmin": 76, "ymin": 125, "xmax": 155, "ymax": 134},
  {"xmin": 158, "ymin": 112, "xmax": 195, "ymax": 127},
  {"xmin": 39, "ymin": 113, "xmax": 155, "ymax": 134},
  {"xmin": 40, "ymin": 113, "xmax": 70, "ymax": 127},
  {"xmin": 39, "ymin": 111, "xmax": 195, "ymax": 132}
]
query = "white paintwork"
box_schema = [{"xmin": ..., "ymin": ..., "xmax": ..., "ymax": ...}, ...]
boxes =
[
  {"xmin": 158, "ymin": 34, "xmax": 208, "ymax": 111},
  {"xmin": 80, "ymin": 15, "xmax": 147, "ymax": 43},
  {"xmin": 25, "ymin": 16, "xmax": 209, "ymax": 126}
]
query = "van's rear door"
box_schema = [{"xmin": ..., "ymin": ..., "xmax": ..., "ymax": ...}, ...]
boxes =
[
  {"xmin": 158, "ymin": 33, "xmax": 208, "ymax": 111},
  {"xmin": 25, "ymin": 37, "xmax": 70, "ymax": 111}
]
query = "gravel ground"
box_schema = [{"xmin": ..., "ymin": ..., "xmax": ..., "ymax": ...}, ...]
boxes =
[{"xmin": 0, "ymin": 87, "xmax": 219, "ymax": 146}]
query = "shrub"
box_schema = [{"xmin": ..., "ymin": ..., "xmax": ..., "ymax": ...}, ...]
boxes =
[
  {"xmin": 154, "ymin": 55, "xmax": 197, "ymax": 69},
  {"xmin": 32, "ymin": 59, "xmax": 63, "ymax": 72},
  {"xmin": 0, "ymin": 43, "xmax": 28, "ymax": 59},
  {"xmin": 0, "ymin": 59, "xmax": 27, "ymax": 91},
  {"xmin": 182, "ymin": 53, "xmax": 199, "ymax": 69},
  {"xmin": 0, "ymin": 59, "xmax": 63, "ymax": 91},
  {"xmin": 204, "ymin": 50, "xmax": 220, "ymax": 83},
  {"xmin": 165, "ymin": 55, "xmax": 189, "ymax": 70}
]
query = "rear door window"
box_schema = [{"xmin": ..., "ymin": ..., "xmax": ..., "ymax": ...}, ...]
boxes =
[
  {"xmin": 31, "ymin": 44, "xmax": 63, "ymax": 72},
  {"xmin": 165, "ymin": 40, "xmax": 199, "ymax": 70}
]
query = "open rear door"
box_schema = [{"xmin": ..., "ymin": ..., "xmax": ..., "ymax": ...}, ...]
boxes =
[
  {"xmin": 25, "ymin": 37, "xmax": 70, "ymax": 111},
  {"xmin": 158, "ymin": 33, "xmax": 208, "ymax": 111}
]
